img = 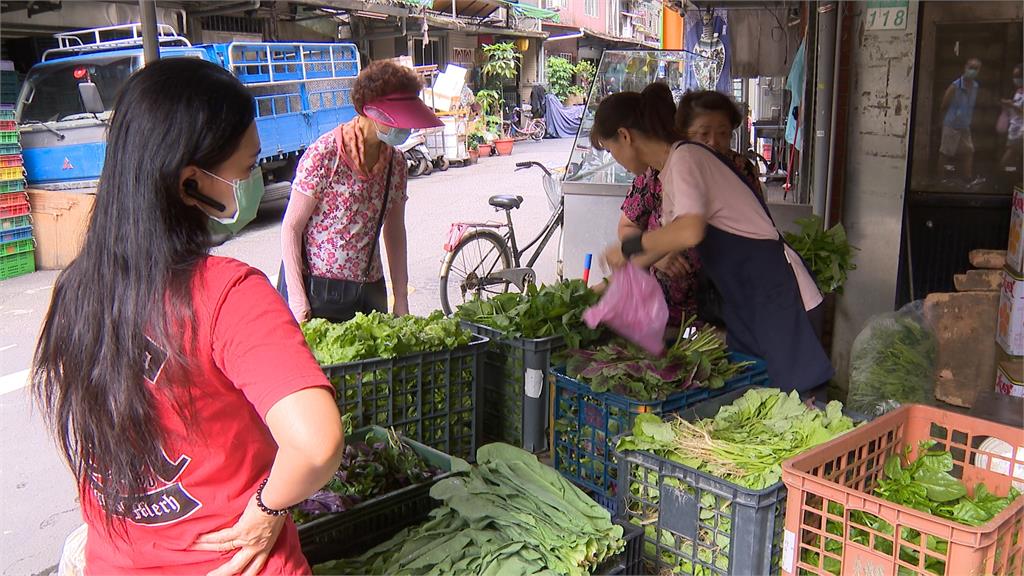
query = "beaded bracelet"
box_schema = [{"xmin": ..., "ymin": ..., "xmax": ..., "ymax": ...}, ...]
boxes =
[{"xmin": 255, "ymin": 478, "xmax": 289, "ymax": 517}]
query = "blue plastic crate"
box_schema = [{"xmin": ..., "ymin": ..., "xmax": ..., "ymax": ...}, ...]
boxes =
[
  {"xmin": 0, "ymin": 225, "xmax": 31, "ymax": 243},
  {"xmin": 552, "ymin": 352, "xmax": 768, "ymax": 513}
]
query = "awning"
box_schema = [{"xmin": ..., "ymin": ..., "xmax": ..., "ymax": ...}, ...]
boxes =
[
  {"xmin": 430, "ymin": 0, "xmax": 504, "ymax": 20},
  {"xmin": 579, "ymin": 27, "xmax": 657, "ymax": 49},
  {"xmin": 427, "ymin": 0, "xmax": 559, "ymax": 22},
  {"xmin": 422, "ymin": 13, "xmax": 549, "ymax": 39}
]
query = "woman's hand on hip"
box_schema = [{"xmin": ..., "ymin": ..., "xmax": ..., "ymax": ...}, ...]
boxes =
[{"xmin": 190, "ymin": 495, "xmax": 286, "ymax": 576}]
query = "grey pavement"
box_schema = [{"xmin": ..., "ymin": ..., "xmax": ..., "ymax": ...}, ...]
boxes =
[{"xmin": 0, "ymin": 136, "xmax": 572, "ymax": 575}]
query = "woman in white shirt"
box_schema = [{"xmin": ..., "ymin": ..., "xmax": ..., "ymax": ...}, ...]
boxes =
[{"xmin": 600, "ymin": 86, "xmax": 833, "ymax": 395}]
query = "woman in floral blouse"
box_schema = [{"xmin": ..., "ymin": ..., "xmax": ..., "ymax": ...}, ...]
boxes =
[
  {"xmin": 618, "ymin": 88, "xmax": 762, "ymax": 328},
  {"xmin": 280, "ymin": 61, "xmax": 441, "ymax": 323}
]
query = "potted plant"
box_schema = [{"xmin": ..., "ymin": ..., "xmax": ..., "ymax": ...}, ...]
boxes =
[
  {"xmin": 479, "ymin": 43, "xmax": 521, "ymax": 156},
  {"xmin": 468, "ymin": 131, "xmax": 484, "ymax": 163}
]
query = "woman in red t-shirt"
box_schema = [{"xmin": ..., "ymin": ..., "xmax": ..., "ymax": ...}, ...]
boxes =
[{"xmin": 32, "ymin": 58, "xmax": 344, "ymax": 575}]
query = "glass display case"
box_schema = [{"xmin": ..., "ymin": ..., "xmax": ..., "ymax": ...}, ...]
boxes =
[{"xmin": 561, "ymin": 50, "xmax": 691, "ymax": 279}]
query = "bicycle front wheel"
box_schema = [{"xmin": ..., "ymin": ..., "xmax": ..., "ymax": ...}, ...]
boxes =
[{"xmin": 439, "ymin": 230, "xmax": 513, "ymax": 316}]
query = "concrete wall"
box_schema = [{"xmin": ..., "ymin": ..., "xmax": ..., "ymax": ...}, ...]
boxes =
[
  {"xmin": 1, "ymin": 2, "xmax": 184, "ymax": 35},
  {"xmin": 554, "ymin": 0, "xmax": 608, "ymax": 33},
  {"xmin": 831, "ymin": 1, "xmax": 920, "ymax": 391}
]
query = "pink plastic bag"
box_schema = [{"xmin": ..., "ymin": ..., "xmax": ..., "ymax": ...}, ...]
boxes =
[{"xmin": 583, "ymin": 262, "xmax": 669, "ymax": 355}]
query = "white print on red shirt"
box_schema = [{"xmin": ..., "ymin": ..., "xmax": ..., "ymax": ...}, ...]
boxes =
[{"xmin": 89, "ymin": 337, "xmax": 203, "ymax": 527}]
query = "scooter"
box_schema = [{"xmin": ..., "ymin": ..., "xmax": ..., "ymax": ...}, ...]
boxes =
[{"xmin": 396, "ymin": 130, "xmax": 433, "ymax": 177}]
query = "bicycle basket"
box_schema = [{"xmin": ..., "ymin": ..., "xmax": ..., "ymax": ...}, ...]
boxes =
[{"xmin": 543, "ymin": 174, "xmax": 562, "ymax": 212}]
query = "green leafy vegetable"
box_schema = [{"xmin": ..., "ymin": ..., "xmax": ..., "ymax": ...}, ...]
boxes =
[
  {"xmin": 455, "ymin": 280, "xmax": 602, "ymax": 348},
  {"xmin": 301, "ymin": 311, "xmax": 471, "ymax": 366},
  {"xmin": 565, "ymin": 319, "xmax": 750, "ymax": 401},
  {"xmin": 848, "ymin": 310, "xmax": 937, "ymax": 416},
  {"xmin": 314, "ymin": 443, "xmax": 624, "ymax": 575},
  {"xmin": 874, "ymin": 441, "xmax": 1019, "ymax": 527},
  {"xmin": 617, "ymin": 389, "xmax": 858, "ymax": 575},
  {"xmin": 783, "ymin": 215, "xmax": 858, "ymax": 295}
]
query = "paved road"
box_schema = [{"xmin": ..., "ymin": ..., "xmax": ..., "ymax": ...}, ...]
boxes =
[{"xmin": 0, "ymin": 137, "xmax": 572, "ymax": 575}]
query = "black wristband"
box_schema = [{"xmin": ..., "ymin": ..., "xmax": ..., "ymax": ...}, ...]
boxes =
[
  {"xmin": 621, "ymin": 235, "xmax": 644, "ymax": 259},
  {"xmin": 256, "ymin": 478, "xmax": 289, "ymax": 517}
]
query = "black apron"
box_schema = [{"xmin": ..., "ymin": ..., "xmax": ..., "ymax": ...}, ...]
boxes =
[{"xmin": 679, "ymin": 142, "xmax": 834, "ymax": 393}]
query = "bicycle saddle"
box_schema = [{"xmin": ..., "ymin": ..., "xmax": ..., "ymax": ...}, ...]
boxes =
[{"xmin": 489, "ymin": 195, "xmax": 524, "ymax": 210}]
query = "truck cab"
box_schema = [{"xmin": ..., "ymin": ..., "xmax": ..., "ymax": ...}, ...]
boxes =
[{"xmin": 16, "ymin": 23, "xmax": 360, "ymax": 208}]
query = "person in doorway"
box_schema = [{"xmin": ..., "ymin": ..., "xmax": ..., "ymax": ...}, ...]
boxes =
[
  {"xmin": 597, "ymin": 85, "xmax": 833, "ymax": 396},
  {"xmin": 280, "ymin": 60, "xmax": 442, "ymax": 323},
  {"xmin": 939, "ymin": 57, "xmax": 982, "ymax": 184},
  {"xmin": 32, "ymin": 58, "xmax": 345, "ymax": 574},
  {"xmin": 1000, "ymin": 63, "xmax": 1023, "ymax": 171}
]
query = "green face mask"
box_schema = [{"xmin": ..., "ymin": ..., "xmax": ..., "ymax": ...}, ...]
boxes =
[{"xmin": 201, "ymin": 168, "xmax": 264, "ymax": 235}]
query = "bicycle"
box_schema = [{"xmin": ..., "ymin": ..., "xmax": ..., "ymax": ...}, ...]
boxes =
[
  {"xmin": 502, "ymin": 106, "xmax": 546, "ymax": 142},
  {"xmin": 438, "ymin": 161, "xmax": 562, "ymax": 315}
]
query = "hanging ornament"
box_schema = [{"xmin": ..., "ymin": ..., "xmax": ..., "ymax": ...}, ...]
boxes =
[{"xmin": 693, "ymin": 9, "xmax": 726, "ymax": 90}]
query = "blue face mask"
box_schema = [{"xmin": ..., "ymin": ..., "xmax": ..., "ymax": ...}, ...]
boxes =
[
  {"xmin": 964, "ymin": 68, "xmax": 979, "ymax": 80},
  {"xmin": 376, "ymin": 125, "xmax": 412, "ymax": 146}
]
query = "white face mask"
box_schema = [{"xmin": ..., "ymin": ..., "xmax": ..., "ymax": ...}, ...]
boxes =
[{"xmin": 376, "ymin": 125, "xmax": 412, "ymax": 146}]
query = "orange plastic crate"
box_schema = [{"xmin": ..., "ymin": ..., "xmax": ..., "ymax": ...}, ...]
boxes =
[
  {"xmin": 781, "ymin": 404, "xmax": 1023, "ymax": 576},
  {"xmin": 0, "ymin": 154, "xmax": 22, "ymax": 168}
]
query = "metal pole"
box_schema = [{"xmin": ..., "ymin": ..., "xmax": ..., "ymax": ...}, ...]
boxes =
[
  {"xmin": 811, "ymin": 2, "xmax": 837, "ymax": 218},
  {"xmin": 139, "ymin": 0, "xmax": 160, "ymax": 64}
]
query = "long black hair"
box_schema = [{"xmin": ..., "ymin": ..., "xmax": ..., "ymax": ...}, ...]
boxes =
[
  {"xmin": 32, "ymin": 58, "xmax": 255, "ymax": 529},
  {"xmin": 590, "ymin": 82, "xmax": 678, "ymax": 150}
]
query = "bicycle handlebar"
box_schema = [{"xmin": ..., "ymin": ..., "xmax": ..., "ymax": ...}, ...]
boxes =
[{"xmin": 515, "ymin": 161, "xmax": 553, "ymax": 177}]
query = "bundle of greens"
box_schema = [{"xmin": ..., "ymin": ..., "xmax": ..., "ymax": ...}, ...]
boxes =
[
  {"xmin": 805, "ymin": 442, "xmax": 1020, "ymax": 576},
  {"xmin": 455, "ymin": 280, "xmax": 601, "ymax": 348},
  {"xmin": 314, "ymin": 443, "xmax": 624, "ymax": 576},
  {"xmin": 848, "ymin": 306, "xmax": 937, "ymax": 416},
  {"xmin": 783, "ymin": 215, "xmax": 858, "ymax": 295},
  {"xmin": 565, "ymin": 321, "xmax": 749, "ymax": 401},
  {"xmin": 301, "ymin": 311, "xmax": 472, "ymax": 366},
  {"xmin": 615, "ymin": 389, "xmax": 858, "ymax": 575},
  {"xmin": 618, "ymin": 388, "xmax": 857, "ymax": 489},
  {"xmin": 292, "ymin": 429, "xmax": 443, "ymax": 525}
]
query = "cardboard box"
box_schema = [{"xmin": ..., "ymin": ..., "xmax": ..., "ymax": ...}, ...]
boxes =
[
  {"xmin": 27, "ymin": 188, "xmax": 95, "ymax": 270},
  {"xmin": 995, "ymin": 358, "xmax": 1023, "ymax": 398},
  {"xmin": 1008, "ymin": 185, "xmax": 1023, "ymax": 275},
  {"xmin": 997, "ymin": 267, "xmax": 1024, "ymax": 357}
]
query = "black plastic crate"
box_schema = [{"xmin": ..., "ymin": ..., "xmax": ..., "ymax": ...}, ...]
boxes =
[
  {"xmin": 615, "ymin": 387, "xmax": 865, "ymax": 576},
  {"xmin": 320, "ymin": 335, "xmax": 487, "ymax": 460},
  {"xmin": 552, "ymin": 354, "xmax": 768, "ymax": 514},
  {"xmin": 298, "ymin": 426, "xmax": 461, "ymax": 565},
  {"xmin": 464, "ymin": 322, "xmax": 564, "ymax": 453}
]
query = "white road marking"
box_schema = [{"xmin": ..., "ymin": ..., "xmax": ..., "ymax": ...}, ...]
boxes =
[
  {"xmin": 0, "ymin": 368, "xmax": 31, "ymax": 395},
  {"xmin": 0, "ymin": 344, "xmax": 14, "ymax": 353}
]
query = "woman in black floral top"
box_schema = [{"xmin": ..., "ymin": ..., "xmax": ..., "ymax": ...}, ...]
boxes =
[{"xmin": 618, "ymin": 89, "xmax": 762, "ymax": 328}]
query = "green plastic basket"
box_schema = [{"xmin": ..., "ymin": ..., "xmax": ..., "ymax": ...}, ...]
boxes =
[
  {"xmin": 0, "ymin": 180, "xmax": 25, "ymax": 194},
  {"xmin": 0, "ymin": 249, "xmax": 34, "ymax": 280},
  {"xmin": 0, "ymin": 214, "xmax": 30, "ymax": 231},
  {"xmin": 0, "ymin": 237, "xmax": 33, "ymax": 256},
  {"xmin": 0, "ymin": 132, "xmax": 19, "ymax": 146}
]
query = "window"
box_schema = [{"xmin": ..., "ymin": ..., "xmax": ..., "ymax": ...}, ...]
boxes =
[
  {"xmin": 21, "ymin": 55, "xmax": 136, "ymax": 122},
  {"xmin": 584, "ymin": 0, "xmax": 597, "ymax": 17},
  {"xmin": 545, "ymin": 0, "xmax": 564, "ymax": 9}
]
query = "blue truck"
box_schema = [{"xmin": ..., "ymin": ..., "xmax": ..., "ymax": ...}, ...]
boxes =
[{"xmin": 15, "ymin": 23, "xmax": 360, "ymax": 204}]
